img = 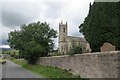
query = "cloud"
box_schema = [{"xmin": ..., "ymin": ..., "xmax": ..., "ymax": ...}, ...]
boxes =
[
  {"xmin": 42, "ymin": 2, "xmax": 64, "ymax": 19},
  {"xmin": 58, "ymin": 0, "xmax": 93, "ymax": 36},
  {"xmin": 1, "ymin": 0, "xmax": 94, "ymax": 48},
  {"xmin": 2, "ymin": 11, "xmax": 29, "ymax": 27},
  {"xmin": 2, "ymin": 2, "xmax": 43, "ymax": 28},
  {"xmin": 0, "ymin": 25, "xmax": 13, "ymax": 45},
  {"xmin": 0, "ymin": 45, "xmax": 10, "ymax": 48}
]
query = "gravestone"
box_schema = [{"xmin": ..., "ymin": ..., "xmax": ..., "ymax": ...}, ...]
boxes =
[{"xmin": 101, "ymin": 42, "xmax": 115, "ymax": 52}]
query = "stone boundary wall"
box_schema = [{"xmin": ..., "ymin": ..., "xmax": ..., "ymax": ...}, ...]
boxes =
[{"xmin": 37, "ymin": 51, "xmax": 120, "ymax": 78}]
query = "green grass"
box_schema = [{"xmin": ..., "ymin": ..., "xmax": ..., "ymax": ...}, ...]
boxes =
[{"xmin": 12, "ymin": 59, "xmax": 88, "ymax": 79}]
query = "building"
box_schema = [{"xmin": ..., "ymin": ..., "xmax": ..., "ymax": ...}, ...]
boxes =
[{"xmin": 58, "ymin": 21, "xmax": 91, "ymax": 54}]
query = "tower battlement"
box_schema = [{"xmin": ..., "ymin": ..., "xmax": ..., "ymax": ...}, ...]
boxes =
[{"xmin": 59, "ymin": 21, "xmax": 67, "ymax": 26}]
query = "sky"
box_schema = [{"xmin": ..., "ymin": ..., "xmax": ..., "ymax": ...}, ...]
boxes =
[{"xmin": 0, "ymin": 0, "xmax": 94, "ymax": 49}]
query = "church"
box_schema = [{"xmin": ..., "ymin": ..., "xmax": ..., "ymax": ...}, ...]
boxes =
[{"xmin": 58, "ymin": 21, "xmax": 91, "ymax": 54}]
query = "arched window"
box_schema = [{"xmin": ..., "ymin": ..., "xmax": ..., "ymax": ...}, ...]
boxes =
[{"xmin": 63, "ymin": 28, "xmax": 65, "ymax": 33}]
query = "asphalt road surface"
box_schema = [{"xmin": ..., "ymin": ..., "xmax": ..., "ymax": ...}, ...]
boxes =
[
  {"xmin": 2, "ymin": 60, "xmax": 42, "ymax": 78},
  {"xmin": 0, "ymin": 63, "xmax": 2, "ymax": 80}
]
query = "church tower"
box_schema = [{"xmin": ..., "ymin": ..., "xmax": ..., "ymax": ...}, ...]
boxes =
[{"xmin": 58, "ymin": 21, "xmax": 68, "ymax": 54}]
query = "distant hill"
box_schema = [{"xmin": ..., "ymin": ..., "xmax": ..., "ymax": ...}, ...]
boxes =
[{"xmin": 1, "ymin": 48, "xmax": 11, "ymax": 52}]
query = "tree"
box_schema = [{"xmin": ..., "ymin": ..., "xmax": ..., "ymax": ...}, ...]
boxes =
[
  {"xmin": 79, "ymin": 2, "xmax": 120, "ymax": 52},
  {"xmin": 8, "ymin": 21, "xmax": 57, "ymax": 64}
]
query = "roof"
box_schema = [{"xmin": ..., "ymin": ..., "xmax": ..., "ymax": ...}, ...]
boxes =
[{"xmin": 67, "ymin": 36, "xmax": 87, "ymax": 42}]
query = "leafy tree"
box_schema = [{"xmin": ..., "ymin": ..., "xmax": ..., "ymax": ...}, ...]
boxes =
[
  {"xmin": 79, "ymin": 2, "xmax": 120, "ymax": 52},
  {"xmin": 67, "ymin": 45, "xmax": 82, "ymax": 55},
  {"xmin": 8, "ymin": 21, "xmax": 57, "ymax": 64}
]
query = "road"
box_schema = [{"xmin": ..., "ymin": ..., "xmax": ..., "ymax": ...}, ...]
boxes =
[
  {"xmin": 0, "ymin": 63, "xmax": 2, "ymax": 80},
  {"xmin": 2, "ymin": 60, "xmax": 42, "ymax": 78}
]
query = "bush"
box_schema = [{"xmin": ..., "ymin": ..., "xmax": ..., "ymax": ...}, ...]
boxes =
[{"xmin": 67, "ymin": 45, "xmax": 82, "ymax": 55}]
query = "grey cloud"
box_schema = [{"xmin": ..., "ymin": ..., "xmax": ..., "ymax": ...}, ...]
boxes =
[
  {"xmin": 1, "ymin": 32, "xmax": 9, "ymax": 45},
  {"xmin": 43, "ymin": 2, "xmax": 63, "ymax": 19},
  {"xmin": 0, "ymin": 3, "xmax": 2, "ymax": 22},
  {"xmin": 2, "ymin": 2, "xmax": 41, "ymax": 28},
  {"xmin": 1, "ymin": 39, "xmax": 8, "ymax": 45},
  {"xmin": 1, "ymin": 33, "xmax": 9, "ymax": 46},
  {"xmin": 1, "ymin": 1, "xmax": 92, "ymax": 48},
  {"xmin": 1, "ymin": 24, "xmax": 14, "ymax": 45},
  {"xmin": 2, "ymin": 11, "xmax": 30, "ymax": 27}
]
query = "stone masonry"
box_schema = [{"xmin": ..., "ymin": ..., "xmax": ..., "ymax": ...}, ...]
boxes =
[{"xmin": 37, "ymin": 51, "xmax": 120, "ymax": 78}]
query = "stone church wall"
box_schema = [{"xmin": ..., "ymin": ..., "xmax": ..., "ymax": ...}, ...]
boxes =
[{"xmin": 37, "ymin": 51, "xmax": 119, "ymax": 78}]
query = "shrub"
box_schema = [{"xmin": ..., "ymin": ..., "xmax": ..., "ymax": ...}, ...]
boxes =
[{"xmin": 67, "ymin": 45, "xmax": 82, "ymax": 55}]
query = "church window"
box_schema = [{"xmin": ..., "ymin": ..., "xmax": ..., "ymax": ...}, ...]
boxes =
[
  {"xmin": 62, "ymin": 47, "xmax": 64, "ymax": 51},
  {"xmin": 63, "ymin": 28, "xmax": 65, "ymax": 33}
]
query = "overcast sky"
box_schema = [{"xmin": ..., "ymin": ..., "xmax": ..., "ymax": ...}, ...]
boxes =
[{"xmin": 0, "ymin": 0, "xmax": 94, "ymax": 49}]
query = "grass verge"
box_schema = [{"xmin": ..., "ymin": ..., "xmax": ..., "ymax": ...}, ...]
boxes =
[{"xmin": 11, "ymin": 59, "xmax": 88, "ymax": 79}]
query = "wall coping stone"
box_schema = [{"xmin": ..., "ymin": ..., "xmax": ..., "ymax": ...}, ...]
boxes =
[{"xmin": 41, "ymin": 51, "xmax": 120, "ymax": 58}]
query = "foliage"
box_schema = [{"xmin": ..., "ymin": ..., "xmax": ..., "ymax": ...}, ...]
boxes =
[
  {"xmin": 3, "ymin": 50, "xmax": 20, "ymax": 59},
  {"xmin": 8, "ymin": 21, "xmax": 57, "ymax": 64},
  {"xmin": 79, "ymin": 2, "xmax": 120, "ymax": 52},
  {"xmin": 67, "ymin": 45, "xmax": 82, "ymax": 55},
  {"xmin": 48, "ymin": 50, "xmax": 62, "ymax": 56}
]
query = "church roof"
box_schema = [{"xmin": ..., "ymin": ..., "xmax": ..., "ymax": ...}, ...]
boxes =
[{"xmin": 67, "ymin": 36, "xmax": 87, "ymax": 42}]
